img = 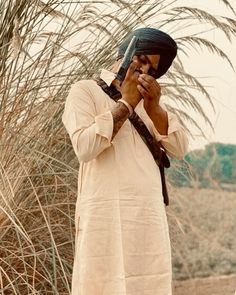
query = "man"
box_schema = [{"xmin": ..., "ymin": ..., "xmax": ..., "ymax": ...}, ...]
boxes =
[{"xmin": 62, "ymin": 27, "xmax": 188, "ymax": 295}]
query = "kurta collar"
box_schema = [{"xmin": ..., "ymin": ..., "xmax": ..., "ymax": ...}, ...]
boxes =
[{"xmin": 100, "ymin": 69, "xmax": 116, "ymax": 86}]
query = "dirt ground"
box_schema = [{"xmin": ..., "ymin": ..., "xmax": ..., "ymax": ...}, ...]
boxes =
[{"xmin": 173, "ymin": 274, "xmax": 236, "ymax": 295}]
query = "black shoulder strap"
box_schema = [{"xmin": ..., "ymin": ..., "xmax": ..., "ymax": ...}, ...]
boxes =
[{"xmin": 95, "ymin": 77, "xmax": 170, "ymax": 205}]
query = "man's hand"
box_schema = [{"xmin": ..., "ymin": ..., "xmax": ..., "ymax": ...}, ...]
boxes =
[
  {"xmin": 137, "ymin": 73, "xmax": 161, "ymax": 110},
  {"xmin": 137, "ymin": 73, "xmax": 168, "ymax": 136},
  {"xmin": 119, "ymin": 61, "xmax": 142, "ymax": 109}
]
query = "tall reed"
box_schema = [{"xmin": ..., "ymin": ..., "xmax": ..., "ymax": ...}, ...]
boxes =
[{"xmin": 0, "ymin": 0, "xmax": 235, "ymax": 293}]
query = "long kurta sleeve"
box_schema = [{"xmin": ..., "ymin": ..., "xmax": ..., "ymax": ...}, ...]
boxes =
[
  {"xmin": 62, "ymin": 81, "xmax": 114, "ymax": 162},
  {"xmin": 152, "ymin": 111, "xmax": 189, "ymax": 159},
  {"xmin": 136, "ymin": 101, "xmax": 189, "ymax": 160}
]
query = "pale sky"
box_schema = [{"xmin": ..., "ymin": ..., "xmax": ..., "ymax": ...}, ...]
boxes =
[{"xmin": 173, "ymin": 0, "xmax": 236, "ymax": 150}]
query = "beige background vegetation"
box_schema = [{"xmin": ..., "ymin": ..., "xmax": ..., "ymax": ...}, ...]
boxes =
[{"xmin": 1, "ymin": 0, "xmax": 236, "ymax": 294}]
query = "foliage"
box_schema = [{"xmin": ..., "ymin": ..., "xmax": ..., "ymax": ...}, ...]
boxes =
[
  {"xmin": 1, "ymin": 0, "xmax": 236, "ymax": 293},
  {"xmin": 167, "ymin": 143, "xmax": 236, "ymax": 189}
]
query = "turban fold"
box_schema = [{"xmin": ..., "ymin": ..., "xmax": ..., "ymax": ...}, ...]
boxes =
[{"xmin": 117, "ymin": 28, "xmax": 177, "ymax": 78}]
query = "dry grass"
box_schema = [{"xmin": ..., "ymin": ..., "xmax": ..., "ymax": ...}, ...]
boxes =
[
  {"xmin": 1, "ymin": 0, "xmax": 236, "ymax": 293},
  {"xmin": 168, "ymin": 187, "xmax": 236, "ymax": 280},
  {"xmin": 173, "ymin": 274, "xmax": 236, "ymax": 295}
]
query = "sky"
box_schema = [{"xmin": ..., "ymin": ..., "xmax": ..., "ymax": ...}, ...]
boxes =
[
  {"xmin": 180, "ymin": 38, "xmax": 236, "ymax": 150},
  {"xmin": 183, "ymin": 38, "xmax": 236, "ymax": 151},
  {"xmin": 173, "ymin": 0, "xmax": 236, "ymax": 150}
]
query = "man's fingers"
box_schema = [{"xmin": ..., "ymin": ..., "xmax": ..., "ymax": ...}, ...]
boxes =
[
  {"xmin": 138, "ymin": 74, "xmax": 160, "ymax": 91},
  {"xmin": 138, "ymin": 78, "xmax": 150, "ymax": 91},
  {"xmin": 125, "ymin": 61, "xmax": 138, "ymax": 79},
  {"xmin": 137, "ymin": 84, "xmax": 148, "ymax": 97},
  {"xmin": 138, "ymin": 73, "xmax": 156, "ymax": 84}
]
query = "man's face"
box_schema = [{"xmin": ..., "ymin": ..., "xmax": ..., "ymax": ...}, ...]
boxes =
[{"xmin": 133, "ymin": 54, "xmax": 160, "ymax": 79}]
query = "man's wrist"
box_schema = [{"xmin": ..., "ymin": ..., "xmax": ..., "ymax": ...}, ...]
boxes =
[
  {"xmin": 111, "ymin": 101, "xmax": 130, "ymax": 140},
  {"xmin": 144, "ymin": 99, "xmax": 159, "ymax": 114},
  {"xmin": 118, "ymin": 99, "xmax": 134, "ymax": 116}
]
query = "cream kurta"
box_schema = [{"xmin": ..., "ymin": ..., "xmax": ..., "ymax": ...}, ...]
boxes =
[{"xmin": 62, "ymin": 69, "xmax": 188, "ymax": 295}]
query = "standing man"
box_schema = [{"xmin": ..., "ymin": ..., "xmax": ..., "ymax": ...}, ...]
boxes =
[{"xmin": 62, "ymin": 27, "xmax": 188, "ymax": 295}]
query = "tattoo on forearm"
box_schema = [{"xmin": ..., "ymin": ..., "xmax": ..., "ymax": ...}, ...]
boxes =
[{"xmin": 111, "ymin": 102, "xmax": 130, "ymax": 139}]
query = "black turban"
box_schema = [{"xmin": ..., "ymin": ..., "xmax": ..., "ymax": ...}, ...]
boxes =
[{"xmin": 117, "ymin": 27, "xmax": 177, "ymax": 78}]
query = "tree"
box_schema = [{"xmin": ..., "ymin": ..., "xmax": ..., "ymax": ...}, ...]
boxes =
[{"xmin": 168, "ymin": 143, "xmax": 236, "ymax": 188}]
